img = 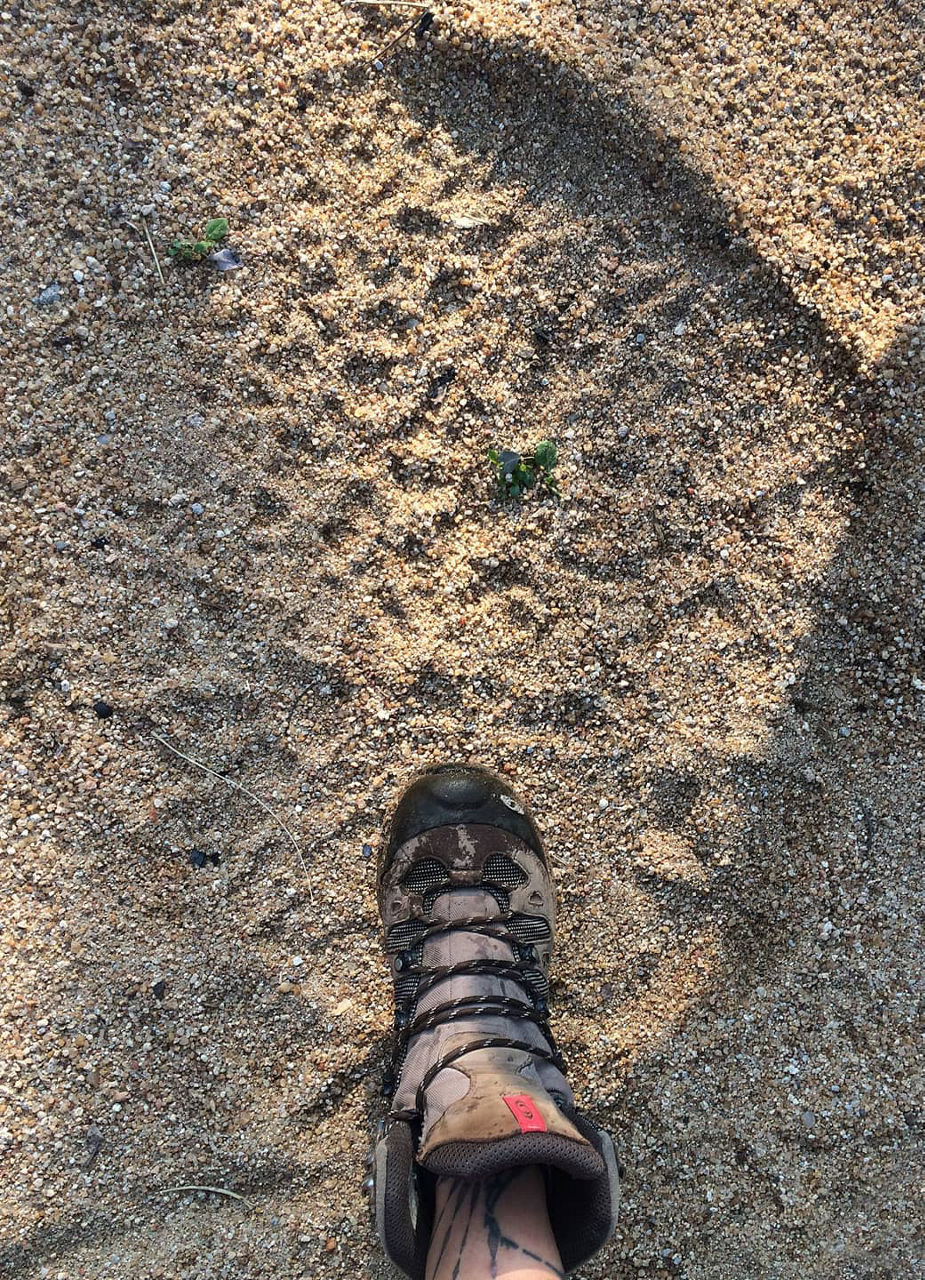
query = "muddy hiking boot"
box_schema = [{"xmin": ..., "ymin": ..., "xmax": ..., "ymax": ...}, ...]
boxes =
[{"xmin": 369, "ymin": 763, "xmax": 620, "ymax": 1277}]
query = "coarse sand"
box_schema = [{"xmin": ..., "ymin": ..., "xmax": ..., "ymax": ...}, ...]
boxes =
[{"xmin": 0, "ymin": 0, "xmax": 923, "ymax": 1277}]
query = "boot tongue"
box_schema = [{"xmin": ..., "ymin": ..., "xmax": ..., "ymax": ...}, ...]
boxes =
[
  {"xmin": 392, "ymin": 888, "xmax": 559, "ymax": 1122},
  {"xmin": 409, "ymin": 887, "xmax": 527, "ymax": 1108},
  {"xmin": 408, "ymin": 892, "xmax": 602, "ymax": 1182},
  {"xmin": 418, "ymin": 887, "xmax": 514, "ymax": 982}
]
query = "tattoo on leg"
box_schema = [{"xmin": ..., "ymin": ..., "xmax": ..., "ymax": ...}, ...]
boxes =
[
  {"xmin": 430, "ymin": 1176, "xmax": 463, "ymax": 1244},
  {"xmin": 450, "ymin": 1182, "xmax": 481, "ymax": 1280},
  {"xmin": 483, "ymin": 1169, "xmax": 521, "ymax": 1278},
  {"xmin": 426, "ymin": 1167, "xmax": 566, "ymax": 1280},
  {"xmin": 497, "ymin": 1237, "xmax": 566, "ymax": 1278},
  {"xmin": 429, "ymin": 1178, "xmax": 468, "ymax": 1279}
]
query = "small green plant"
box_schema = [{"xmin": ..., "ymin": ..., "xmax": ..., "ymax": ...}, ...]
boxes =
[
  {"xmin": 168, "ymin": 217, "xmax": 229, "ymax": 264},
  {"xmin": 488, "ymin": 441, "xmax": 559, "ymax": 500}
]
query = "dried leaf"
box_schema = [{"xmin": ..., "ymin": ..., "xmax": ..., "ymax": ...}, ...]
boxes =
[{"xmin": 208, "ymin": 247, "xmax": 243, "ymax": 271}]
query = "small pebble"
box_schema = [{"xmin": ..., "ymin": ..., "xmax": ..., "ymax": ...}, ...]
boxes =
[{"xmin": 34, "ymin": 282, "xmax": 61, "ymax": 307}]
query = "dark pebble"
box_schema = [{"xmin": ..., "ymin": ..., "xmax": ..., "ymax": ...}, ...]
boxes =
[
  {"xmin": 190, "ymin": 849, "xmax": 222, "ymax": 868},
  {"xmin": 426, "ymin": 366, "xmax": 456, "ymax": 403},
  {"xmin": 93, "ymin": 699, "xmax": 114, "ymax": 719},
  {"xmin": 152, "ymin": 980, "xmax": 167, "ymax": 999}
]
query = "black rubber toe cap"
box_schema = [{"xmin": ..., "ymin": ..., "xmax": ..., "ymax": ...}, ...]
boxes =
[{"xmin": 385, "ymin": 763, "xmax": 546, "ymax": 868}]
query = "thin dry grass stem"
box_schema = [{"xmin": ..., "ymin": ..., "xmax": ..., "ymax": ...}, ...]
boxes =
[
  {"xmin": 369, "ymin": 13, "xmax": 422, "ymax": 64},
  {"xmin": 346, "ymin": 1, "xmax": 427, "ymax": 8},
  {"xmin": 152, "ymin": 732, "xmax": 313, "ymax": 903},
  {"xmin": 141, "ymin": 215, "xmax": 166, "ymax": 286},
  {"xmin": 153, "ymin": 1184, "xmax": 252, "ymax": 1208}
]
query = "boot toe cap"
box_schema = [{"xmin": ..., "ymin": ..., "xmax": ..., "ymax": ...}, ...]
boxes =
[{"xmin": 385, "ymin": 763, "xmax": 545, "ymax": 866}]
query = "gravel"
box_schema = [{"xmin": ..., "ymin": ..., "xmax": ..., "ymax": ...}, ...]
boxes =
[{"xmin": 1, "ymin": 0, "xmax": 922, "ymax": 1277}]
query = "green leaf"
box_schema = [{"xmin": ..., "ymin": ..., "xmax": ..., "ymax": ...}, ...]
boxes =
[
  {"xmin": 204, "ymin": 218, "xmax": 229, "ymax": 242},
  {"xmin": 488, "ymin": 448, "xmax": 499, "ymax": 463},
  {"xmin": 533, "ymin": 440, "xmax": 557, "ymax": 471},
  {"xmin": 193, "ymin": 241, "xmax": 211, "ymax": 256},
  {"xmin": 510, "ymin": 485, "xmax": 521, "ymax": 497},
  {"xmin": 523, "ymin": 470, "xmax": 536, "ymax": 487},
  {"xmin": 169, "ymin": 239, "xmax": 197, "ymax": 262}
]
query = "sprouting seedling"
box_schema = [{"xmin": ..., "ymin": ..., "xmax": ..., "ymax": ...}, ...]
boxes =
[
  {"xmin": 168, "ymin": 217, "xmax": 229, "ymax": 264},
  {"xmin": 488, "ymin": 441, "xmax": 559, "ymax": 500}
]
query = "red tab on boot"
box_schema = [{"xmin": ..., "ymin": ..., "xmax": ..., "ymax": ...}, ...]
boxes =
[{"xmin": 503, "ymin": 1094, "xmax": 547, "ymax": 1133}]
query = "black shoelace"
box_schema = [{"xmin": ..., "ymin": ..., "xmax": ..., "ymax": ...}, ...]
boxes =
[{"xmin": 384, "ymin": 912, "xmax": 563, "ymax": 1121}]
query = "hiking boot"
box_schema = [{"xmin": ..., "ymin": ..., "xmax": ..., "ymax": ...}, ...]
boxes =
[{"xmin": 368, "ymin": 763, "xmax": 620, "ymax": 1278}]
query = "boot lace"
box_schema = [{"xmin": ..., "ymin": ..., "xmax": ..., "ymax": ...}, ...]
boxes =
[{"xmin": 384, "ymin": 894, "xmax": 563, "ymax": 1121}]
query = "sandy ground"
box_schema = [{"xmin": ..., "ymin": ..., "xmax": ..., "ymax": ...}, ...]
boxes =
[{"xmin": 1, "ymin": 0, "xmax": 923, "ymax": 1276}]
